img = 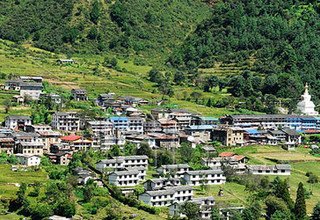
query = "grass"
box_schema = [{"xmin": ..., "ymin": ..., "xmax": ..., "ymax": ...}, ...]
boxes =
[
  {"xmin": 0, "ymin": 164, "xmax": 48, "ymax": 199},
  {"xmin": 222, "ymin": 145, "xmax": 320, "ymax": 213}
]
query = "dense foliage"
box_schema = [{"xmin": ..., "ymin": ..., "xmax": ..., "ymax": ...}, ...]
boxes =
[{"xmin": 169, "ymin": 0, "xmax": 320, "ymax": 107}]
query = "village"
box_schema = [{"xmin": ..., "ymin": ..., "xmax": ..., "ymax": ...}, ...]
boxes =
[{"xmin": 1, "ymin": 75, "xmax": 319, "ymax": 219}]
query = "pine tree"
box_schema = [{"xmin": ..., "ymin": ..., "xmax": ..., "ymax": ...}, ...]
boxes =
[
  {"xmin": 294, "ymin": 182, "xmax": 306, "ymax": 220},
  {"xmin": 312, "ymin": 202, "xmax": 320, "ymax": 220}
]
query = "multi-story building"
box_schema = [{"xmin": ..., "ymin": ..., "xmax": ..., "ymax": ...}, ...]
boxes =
[
  {"xmin": 201, "ymin": 157, "xmax": 222, "ymax": 169},
  {"xmin": 144, "ymin": 178, "xmax": 181, "ymax": 191},
  {"xmin": 212, "ymin": 126, "xmax": 245, "ymax": 146},
  {"xmin": 16, "ymin": 154, "xmax": 41, "ymax": 166},
  {"xmin": 144, "ymin": 120, "xmax": 162, "ymax": 133},
  {"xmin": 108, "ymin": 170, "xmax": 140, "ymax": 186},
  {"xmin": 15, "ymin": 142, "xmax": 44, "ymax": 156},
  {"xmin": 158, "ymin": 119, "xmax": 178, "ymax": 134},
  {"xmin": 169, "ymin": 196, "xmax": 215, "ymax": 219},
  {"xmin": 246, "ymin": 164, "xmax": 291, "ymax": 175},
  {"xmin": 86, "ymin": 120, "xmax": 115, "ymax": 148},
  {"xmin": 139, "ymin": 185, "xmax": 193, "ymax": 207},
  {"xmin": 183, "ymin": 169, "xmax": 226, "ymax": 186},
  {"xmin": 185, "ymin": 125, "xmax": 214, "ymax": 143},
  {"xmin": 109, "ymin": 117, "xmax": 129, "ymax": 131},
  {"xmin": 20, "ymin": 82, "xmax": 43, "ymax": 100},
  {"xmin": 60, "ymin": 134, "xmax": 92, "ymax": 151},
  {"xmin": 157, "ymin": 164, "xmax": 190, "ymax": 178},
  {"xmin": 128, "ymin": 117, "xmax": 145, "ymax": 133},
  {"xmin": 51, "ymin": 112, "xmax": 81, "ymax": 132},
  {"xmin": 0, "ymin": 134, "xmax": 15, "ymax": 154},
  {"xmin": 71, "ymin": 89, "xmax": 88, "ymax": 101},
  {"xmin": 169, "ymin": 109, "xmax": 194, "ymax": 130},
  {"xmin": 5, "ymin": 116, "xmax": 32, "ymax": 130}
]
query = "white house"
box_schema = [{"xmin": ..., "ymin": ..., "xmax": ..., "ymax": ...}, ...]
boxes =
[
  {"xmin": 19, "ymin": 82, "xmax": 43, "ymax": 100},
  {"xmin": 144, "ymin": 178, "xmax": 181, "ymax": 191},
  {"xmin": 139, "ymin": 185, "xmax": 193, "ymax": 207},
  {"xmin": 246, "ymin": 164, "xmax": 291, "ymax": 175},
  {"xmin": 108, "ymin": 170, "xmax": 140, "ymax": 186},
  {"xmin": 169, "ymin": 196, "xmax": 215, "ymax": 219},
  {"xmin": 157, "ymin": 164, "xmax": 190, "ymax": 178},
  {"xmin": 51, "ymin": 112, "xmax": 81, "ymax": 132},
  {"xmin": 5, "ymin": 116, "xmax": 32, "ymax": 130},
  {"xmin": 183, "ymin": 169, "xmax": 226, "ymax": 186},
  {"xmin": 201, "ymin": 157, "xmax": 222, "ymax": 169},
  {"xmin": 16, "ymin": 154, "xmax": 41, "ymax": 166}
]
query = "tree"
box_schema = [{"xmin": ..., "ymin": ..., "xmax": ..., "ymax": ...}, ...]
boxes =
[
  {"xmin": 271, "ymin": 210, "xmax": 291, "ymax": 220},
  {"xmin": 180, "ymin": 202, "xmax": 200, "ymax": 220},
  {"xmin": 123, "ymin": 143, "xmax": 136, "ymax": 156},
  {"xmin": 3, "ymin": 99, "xmax": 12, "ymax": 114},
  {"xmin": 55, "ymin": 199, "xmax": 76, "ymax": 217},
  {"xmin": 90, "ymin": 0, "xmax": 101, "ymax": 24},
  {"xmin": 294, "ymin": 182, "xmax": 306, "ymax": 220},
  {"xmin": 211, "ymin": 207, "xmax": 221, "ymax": 220},
  {"xmin": 148, "ymin": 68, "xmax": 162, "ymax": 83},
  {"xmin": 178, "ymin": 142, "xmax": 193, "ymax": 163},
  {"xmin": 109, "ymin": 145, "xmax": 122, "ymax": 157},
  {"xmin": 312, "ymin": 202, "xmax": 320, "ymax": 220},
  {"xmin": 242, "ymin": 201, "xmax": 261, "ymax": 220},
  {"xmin": 136, "ymin": 142, "xmax": 153, "ymax": 158},
  {"xmin": 190, "ymin": 91, "xmax": 202, "ymax": 102},
  {"xmin": 265, "ymin": 195, "xmax": 291, "ymax": 219},
  {"xmin": 16, "ymin": 183, "xmax": 27, "ymax": 207},
  {"xmin": 271, "ymin": 177, "xmax": 293, "ymax": 210}
]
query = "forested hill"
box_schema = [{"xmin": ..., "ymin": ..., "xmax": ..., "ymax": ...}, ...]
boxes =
[
  {"xmin": 169, "ymin": 0, "xmax": 320, "ymax": 105},
  {"xmin": 0, "ymin": 0, "xmax": 211, "ymax": 63}
]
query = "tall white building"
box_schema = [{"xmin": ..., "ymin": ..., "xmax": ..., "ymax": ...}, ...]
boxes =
[{"xmin": 297, "ymin": 83, "xmax": 318, "ymax": 116}]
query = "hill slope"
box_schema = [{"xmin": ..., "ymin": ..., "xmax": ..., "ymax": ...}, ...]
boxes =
[{"xmin": 0, "ymin": 0, "xmax": 211, "ymax": 64}]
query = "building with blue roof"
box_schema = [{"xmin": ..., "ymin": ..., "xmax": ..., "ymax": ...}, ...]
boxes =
[{"xmin": 109, "ymin": 117, "xmax": 129, "ymax": 131}]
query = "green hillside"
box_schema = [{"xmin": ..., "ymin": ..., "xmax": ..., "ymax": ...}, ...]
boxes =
[
  {"xmin": 168, "ymin": 0, "xmax": 320, "ymax": 107},
  {"xmin": 0, "ymin": 0, "xmax": 211, "ymax": 65}
]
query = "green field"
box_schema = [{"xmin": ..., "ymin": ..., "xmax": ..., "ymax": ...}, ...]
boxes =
[
  {"xmin": 0, "ymin": 39, "xmax": 246, "ymax": 122},
  {"xmin": 223, "ymin": 145, "xmax": 320, "ymax": 213}
]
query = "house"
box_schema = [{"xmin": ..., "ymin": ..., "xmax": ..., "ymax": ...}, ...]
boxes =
[
  {"xmin": 15, "ymin": 154, "xmax": 41, "ymax": 166},
  {"xmin": 86, "ymin": 120, "xmax": 115, "ymax": 148},
  {"xmin": 169, "ymin": 196, "xmax": 215, "ymax": 219},
  {"xmin": 15, "ymin": 142, "xmax": 44, "ymax": 156},
  {"xmin": 109, "ymin": 117, "xmax": 129, "ymax": 131},
  {"xmin": 201, "ymin": 157, "xmax": 222, "ymax": 169},
  {"xmin": 40, "ymin": 93, "xmax": 62, "ymax": 105},
  {"xmin": 96, "ymin": 155, "xmax": 148, "ymax": 179},
  {"xmin": 158, "ymin": 119, "xmax": 178, "ymax": 134},
  {"xmin": 246, "ymin": 164, "xmax": 291, "ymax": 175},
  {"xmin": 144, "ymin": 120, "xmax": 162, "ymax": 133},
  {"xmin": 202, "ymin": 145, "xmax": 216, "ymax": 155},
  {"xmin": 149, "ymin": 133, "xmax": 180, "ymax": 149},
  {"xmin": 185, "ymin": 125, "xmax": 213, "ymax": 143},
  {"xmin": 108, "ymin": 170, "xmax": 140, "ymax": 186},
  {"xmin": 212, "ymin": 126, "xmax": 245, "ymax": 146},
  {"xmin": 36, "ymin": 130, "xmax": 62, "ymax": 153},
  {"xmin": 20, "ymin": 82, "xmax": 43, "ymax": 100},
  {"xmin": 139, "ymin": 185, "xmax": 193, "ymax": 207},
  {"xmin": 282, "ymin": 129, "xmax": 301, "ymax": 144},
  {"xmin": 125, "ymin": 134, "xmax": 156, "ymax": 149},
  {"xmin": 183, "ymin": 169, "xmax": 226, "ymax": 186},
  {"xmin": 71, "ymin": 89, "xmax": 88, "ymax": 101},
  {"xmin": 47, "ymin": 151, "xmax": 72, "ymax": 165},
  {"xmin": 19, "ymin": 76, "xmax": 43, "ymax": 83},
  {"xmin": 192, "ymin": 116, "xmax": 219, "ymax": 126},
  {"xmin": 60, "ymin": 134, "xmax": 92, "ymax": 151},
  {"xmin": 73, "ymin": 167, "xmax": 95, "ymax": 185},
  {"xmin": 169, "ymin": 109, "xmax": 194, "ymax": 130},
  {"xmin": 5, "ymin": 115, "xmax": 32, "ymax": 130},
  {"xmin": 0, "ymin": 135, "xmax": 15, "ymax": 154},
  {"xmin": 144, "ymin": 178, "xmax": 181, "ymax": 191},
  {"xmin": 57, "ymin": 59, "xmax": 75, "ymax": 64},
  {"xmin": 4, "ymin": 80, "xmax": 22, "ymax": 91},
  {"xmin": 128, "ymin": 117, "xmax": 145, "ymax": 134},
  {"xmin": 157, "ymin": 164, "xmax": 190, "ymax": 178},
  {"xmin": 52, "ymin": 112, "xmax": 81, "ymax": 132},
  {"xmin": 268, "ymin": 130, "xmax": 286, "ymax": 142}
]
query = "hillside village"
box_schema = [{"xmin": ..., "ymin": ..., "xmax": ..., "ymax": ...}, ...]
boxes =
[{"xmin": 1, "ymin": 74, "xmax": 320, "ymax": 219}]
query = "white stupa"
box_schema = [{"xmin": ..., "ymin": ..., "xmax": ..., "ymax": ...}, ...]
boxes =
[{"xmin": 297, "ymin": 83, "xmax": 318, "ymax": 115}]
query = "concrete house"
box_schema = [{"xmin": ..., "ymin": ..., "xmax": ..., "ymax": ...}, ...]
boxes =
[
  {"xmin": 0, "ymin": 135, "xmax": 15, "ymax": 154},
  {"xmin": 185, "ymin": 125, "xmax": 213, "ymax": 143},
  {"xmin": 109, "ymin": 117, "xmax": 129, "ymax": 131},
  {"xmin": 16, "ymin": 154, "xmax": 41, "ymax": 166},
  {"xmin": 16, "ymin": 142, "xmax": 44, "ymax": 156},
  {"xmin": 20, "ymin": 82, "xmax": 43, "ymax": 100},
  {"xmin": 60, "ymin": 134, "xmax": 92, "ymax": 151},
  {"xmin": 108, "ymin": 170, "xmax": 140, "ymax": 186},
  {"xmin": 201, "ymin": 157, "xmax": 222, "ymax": 169},
  {"xmin": 169, "ymin": 196, "xmax": 215, "ymax": 219},
  {"xmin": 71, "ymin": 89, "xmax": 88, "ymax": 101},
  {"xmin": 144, "ymin": 178, "xmax": 181, "ymax": 191},
  {"xmin": 246, "ymin": 164, "xmax": 291, "ymax": 175},
  {"xmin": 128, "ymin": 117, "xmax": 145, "ymax": 134},
  {"xmin": 52, "ymin": 112, "xmax": 81, "ymax": 131},
  {"xmin": 5, "ymin": 116, "xmax": 32, "ymax": 130},
  {"xmin": 212, "ymin": 126, "xmax": 245, "ymax": 146},
  {"xmin": 139, "ymin": 185, "xmax": 193, "ymax": 207},
  {"xmin": 157, "ymin": 164, "xmax": 190, "ymax": 178},
  {"xmin": 183, "ymin": 169, "xmax": 226, "ymax": 186}
]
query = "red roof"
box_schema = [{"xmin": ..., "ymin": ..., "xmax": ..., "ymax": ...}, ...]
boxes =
[
  {"xmin": 233, "ymin": 155, "xmax": 245, "ymax": 161},
  {"xmin": 219, "ymin": 152, "xmax": 235, "ymax": 157},
  {"xmin": 61, "ymin": 134, "xmax": 82, "ymax": 142}
]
